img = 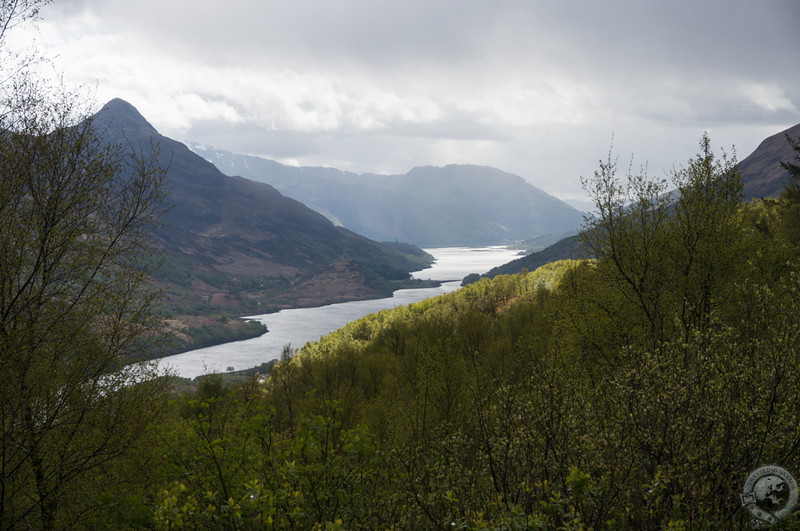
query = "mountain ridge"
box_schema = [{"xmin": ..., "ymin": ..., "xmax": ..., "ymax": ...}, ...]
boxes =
[{"xmin": 189, "ymin": 144, "xmax": 584, "ymax": 247}]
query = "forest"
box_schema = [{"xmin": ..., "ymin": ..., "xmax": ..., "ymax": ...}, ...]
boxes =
[{"xmin": 8, "ymin": 134, "xmax": 799, "ymax": 528}]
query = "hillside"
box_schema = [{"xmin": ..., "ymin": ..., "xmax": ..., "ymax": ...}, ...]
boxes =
[
  {"xmin": 484, "ymin": 233, "xmax": 584, "ymax": 278},
  {"xmin": 19, "ymin": 113, "xmax": 800, "ymax": 528},
  {"xmin": 92, "ymin": 99, "xmax": 433, "ymax": 352},
  {"xmin": 190, "ymin": 144, "xmax": 583, "ymax": 246},
  {"xmin": 740, "ymin": 122, "xmax": 800, "ymax": 199}
]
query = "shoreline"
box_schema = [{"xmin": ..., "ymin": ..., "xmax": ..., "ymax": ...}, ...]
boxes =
[
  {"xmin": 160, "ymin": 246, "xmax": 521, "ymax": 379},
  {"xmin": 158, "ymin": 277, "xmax": 443, "ymax": 358}
]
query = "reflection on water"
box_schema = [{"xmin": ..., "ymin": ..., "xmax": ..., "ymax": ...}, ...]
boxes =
[{"xmin": 159, "ymin": 246, "xmax": 521, "ymax": 378}]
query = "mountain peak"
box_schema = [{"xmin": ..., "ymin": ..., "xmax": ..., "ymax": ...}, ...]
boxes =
[{"xmin": 91, "ymin": 98, "xmax": 160, "ymax": 140}]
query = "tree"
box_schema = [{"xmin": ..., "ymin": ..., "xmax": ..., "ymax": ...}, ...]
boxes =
[
  {"xmin": 668, "ymin": 133, "xmax": 743, "ymax": 338},
  {"xmin": 0, "ymin": 82, "xmax": 170, "ymax": 529},
  {"xmin": 0, "ymin": 5, "xmax": 170, "ymax": 526},
  {"xmin": 580, "ymin": 143, "xmax": 672, "ymax": 347},
  {"xmin": 572, "ymin": 134, "xmax": 800, "ymax": 526},
  {"xmin": 580, "ymin": 133, "xmax": 742, "ymax": 350}
]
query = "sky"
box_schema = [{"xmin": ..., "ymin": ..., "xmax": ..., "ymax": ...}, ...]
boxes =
[{"xmin": 8, "ymin": 0, "xmax": 800, "ymax": 205}]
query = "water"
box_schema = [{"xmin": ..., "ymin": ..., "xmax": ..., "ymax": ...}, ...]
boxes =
[{"xmin": 158, "ymin": 246, "xmax": 521, "ymax": 378}]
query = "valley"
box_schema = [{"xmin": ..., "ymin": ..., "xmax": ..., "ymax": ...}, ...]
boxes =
[
  {"xmin": 4, "ymin": 1, "xmax": 800, "ymax": 527},
  {"xmin": 89, "ymin": 99, "xmax": 591, "ymax": 356},
  {"xmin": 90, "ymin": 99, "xmax": 800, "ymax": 369},
  {"xmin": 161, "ymin": 246, "xmax": 522, "ymax": 378},
  {"xmin": 91, "ymin": 100, "xmax": 440, "ymax": 355}
]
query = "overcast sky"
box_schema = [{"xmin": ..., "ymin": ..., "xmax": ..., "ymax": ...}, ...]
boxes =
[{"xmin": 11, "ymin": 0, "xmax": 800, "ymax": 203}]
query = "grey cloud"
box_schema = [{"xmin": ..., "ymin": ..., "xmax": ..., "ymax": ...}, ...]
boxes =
[
  {"xmin": 36, "ymin": 0, "xmax": 800, "ymax": 201},
  {"xmin": 376, "ymin": 109, "xmax": 514, "ymax": 142},
  {"xmin": 49, "ymin": 0, "xmax": 800, "ymax": 77},
  {"xmin": 184, "ymin": 121, "xmax": 324, "ymax": 160}
]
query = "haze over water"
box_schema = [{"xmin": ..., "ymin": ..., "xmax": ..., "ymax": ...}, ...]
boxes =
[{"xmin": 159, "ymin": 246, "xmax": 520, "ymax": 378}]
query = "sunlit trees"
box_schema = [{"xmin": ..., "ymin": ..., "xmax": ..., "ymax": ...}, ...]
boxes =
[{"xmin": 145, "ymin": 132, "xmax": 800, "ymax": 528}]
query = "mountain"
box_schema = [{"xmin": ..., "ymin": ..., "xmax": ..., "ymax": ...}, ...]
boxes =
[
  {"xmin": 91, "ymin": 99, "xmax": 433, "ymax": 350},
  {"xmin": 740, "ymin": 122, "xmax": 800, "ymax": 199},
  {"xmin": 189, "ymin": 145, "xmax": 584, "ymax": 247}
]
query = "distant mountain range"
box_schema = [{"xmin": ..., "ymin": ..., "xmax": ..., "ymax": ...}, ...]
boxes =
[
  {"xmin": 92, "ymin": 99, "xmax": 434, "ymax": 350},
  {"xmin": 189, "ymin": 145, "xmax": 584, "ymax": 247}
]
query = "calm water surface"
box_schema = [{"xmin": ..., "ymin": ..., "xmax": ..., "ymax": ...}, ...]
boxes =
[{"xmin": 159, "ymin": 246, "xmax": 520, "ymax": 378}]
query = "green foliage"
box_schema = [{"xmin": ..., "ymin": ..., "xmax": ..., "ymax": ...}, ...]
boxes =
[
  {"xmin": 0, "ymin": 79, "xmax": 171, "ymax": 527},
  {"xmin": 154, "ymin": 389, "xmax": 387, "ymax": 529},
  {"xmin": 182, "ymin": 134, "xmax": 799, "ymax": 528}
]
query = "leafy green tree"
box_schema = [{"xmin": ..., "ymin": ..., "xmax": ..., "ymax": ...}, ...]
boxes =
[
  {"xmin": 0, "ymin": 83, "xmax": 170, "ymax": 529},
  {"xmin": 668, "ymin": 134, "xmax": 743, "ymax": 337},
  {"xmin": 580, "ymin": 143, "xmax": 672, "ymax": 350},
  {"xmin": 579, "ymin": 133, "xmax": 742, "ymax": 355},
  {"xmin": 0, "ymin": 5, "xmax": 170, "ymax": 523},
  {"xmin": 571, "ymin": 133, "xmax": 800, "ymax": 526}
]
